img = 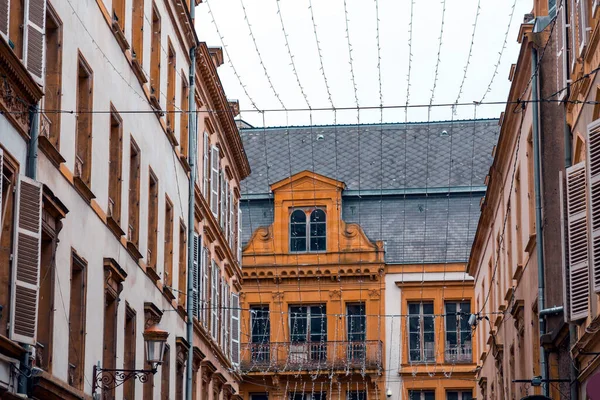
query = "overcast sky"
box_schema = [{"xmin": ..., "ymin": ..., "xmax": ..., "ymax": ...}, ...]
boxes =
[{"xmin": 195, "ymin": 0, "xmax": 532, "ymax": 127}]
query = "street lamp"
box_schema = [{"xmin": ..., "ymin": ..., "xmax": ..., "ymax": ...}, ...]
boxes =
[{"xmin": 92, "ymin": 325, "xmax": 169, "ymax": 397}]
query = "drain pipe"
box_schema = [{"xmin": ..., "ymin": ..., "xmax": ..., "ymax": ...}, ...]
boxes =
[
  {"xmin": 185, "ymin": 3, "xmax": 197, "ymax": 400},
  {"xmin": 531, "ymin": 42, "xmax": 549, "ymax": 397}
]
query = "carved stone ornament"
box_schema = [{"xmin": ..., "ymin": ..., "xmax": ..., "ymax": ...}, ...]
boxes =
[
  {"xmin": 368, "ymin": 289, "xmax": 381, "ymax": 298},
  {"xmin": 329, "ymin": 290, "xmax": 342, "ymax": 300},
  {"xmin": 144, "ymin": 302, "xmax": 164, "ymax": 329},
  {"xmin": 272, "ymin": 291, "xmax": 285, "ymax": 302}
]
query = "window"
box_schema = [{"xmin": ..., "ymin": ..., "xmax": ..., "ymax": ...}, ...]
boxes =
[
  {"xmin": 166, "ymin": 40, "xmax": 176, "ymax": 132},
  {"xmin": 210, "ymin": 145, "xmax": 220, "ymax": 215},
  {"xmin": 75, "ymin": 53, "xmax": 94, "ymax": 187},
  {"xmin": 290, "ymin": 209, "xmax": 327, "ymax": 252},
  {"xmin": 69, "ymin": 251, "xmax": 87, "ymax": 390},
  {"xmin": 409, "ymin": 391, "xmax": 434, "ymax": 400},
  {"xmin": 124, "ymin": 306, "xmax": 136, "ymax": 400},
  {"xmin": 37, "ymin": 227, "xmax": 56, "ymax": 372},
  {"xmin": 103, "ymin": 285, "xmax": 119, "ymax": 400},
  {"xmin": 147, "ymin": 169, "xmax": 158, "ymax": 271},
  {"xmin": 113, "ymin": 0, "xmax": 125, "ymax": 30},
  {"xmin": 446, "ymin": 391, "xmax": 472, "ymax": 400},
  {"xmin": 548, "ymin": 0, "xmax": 557, "ymax": 17},
  {"xmin": 408, "ymin": 302, "xmax": 435, "ymax": 362},
  {"xmin": 210, "ymin": 262, "xmax": 220, "ymax": 339},
  {"xmin": 251, "ymin": 395, "xmax": 269, "ymax": 400},
  {"xmin": 515, "ymin": 170, "xmax": 523, "ymax": 265},
  {"xmin": 444, "ymin": 302, "xmax": 472, "ymax": 363},
  {"xmin": 180, "ymin": 75, "xmax": 189, "ymax": 158},
  {"xmin": 131, "ymin": 0, "xmax": 144, "ymax": 63},
  {"xmin": 44, "ymin": 4, "xmax": 63, "ymax": 149},
  {"xmin": 150, "ymin": 6, "xmax": 161, "ymax": 103},
  {"xmin": 108, "ymin": 106, "xmax": 123, "ymax": 225},
  {"xmin": 290, "ymin": 210, "xmax": 307, "ymax": 252},
  {"xmin": 161, "ymin": 344, "xmax": 170, "ymax": 400},
  {"xmin": 250, "ymin": 305, "xmax": 270, "ymax": 363},
  {"xmin": 128, "ymin": 138, "xmax": 141, "ymax": 248},
  {"xmin": 203, "ymin": 131, "xmax": 210, "ymax": 197},
  {"xmin": 347, "ymin": 303, "xmax": 366, "ymax": 361},
  {"xmin": 347, "ymin": 391, "xmax": 366, "ymax": 400},
  {"xmin": 289, "ymin": 305, "xmax": 326, "ymax": 362},
  {"xmin": 527, "ymin": 132, "xmax": 535, "ymax": 234},
  {"xmin": 164, "ymin": 196, "xmax": 174, "ymax": 287},
  {"xmin": 178, "ymin": 220, "xmax": 187, "ymax": 306},
  {"xmin": 0, "ymin": 153, "xmax": 18, "ymax": 339}
]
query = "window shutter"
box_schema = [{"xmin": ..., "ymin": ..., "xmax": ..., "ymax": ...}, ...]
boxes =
[
  {"xmin": 203, "ymin": 247, "xmax": 210, "ymax": 325},
  {"xmin": 220, "ymin": 171, "xmax": 225, "ymax": 229},
  {"xmin": 0, "ymin": 148, "xmax": 3, "ymax": 240},
  {"xmin": 10, "ymin": 175, "xmax": 43, "ymax": 345},
  {"xmin": 203, "ymin": 132, "xmax": 209, "ymax": 197},
  {"xmin": 238, "ymin": 207, "xmax": 242, "ymax": 264},
  {"xmin": 587, "ymin": 120, "xmax": 600, "ymax": 292},
  {"xmin": 231, "ymin": 292, "xmax": 240, "ymax": 366},
  {"xmin": 0, "ymin": 0, "xmax": 9, "ymax": 39},
  {"xmin": 23, "ymin": 0, "xmax": 46, "ymax": 84},
  {"xmin": 559, "ymin": 171, "xmax": 571, "ymax": 322},
  {"xmin": 199, "ymin": 245, "xmax": 205, "ymax": 324},
  {"xmin": 229, "ymin": 195, "xmax": 235, "ymax": 251},
  {"xmin": 558, "ymin": 3, "xmax": 569, "ymax": 99},
  {"xmin": 192, "ymin": 233, "xmax": 200, "ymax": 319},
  {"xmin": 211, "ymin": 262, "xmax": 219, "ymax": 339},
  {"xmin": 579, "ymin": 0, "xmax": 590, "ymax": 55},
  {"xmin": 211, "ymin": 146, "xmax": 219, "ymax": 216},
  {"xmin": 566, "ymin": 162, "xmax": 589, "ymax": 319},
  {"xmin": 571, "ymin": 0, "xmax": 579, "ymax": 71}
]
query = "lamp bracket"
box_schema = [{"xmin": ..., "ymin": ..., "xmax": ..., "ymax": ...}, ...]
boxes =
[{"xmin": 92, "ymin": 364, "xmax": 158, "ymax": 394}]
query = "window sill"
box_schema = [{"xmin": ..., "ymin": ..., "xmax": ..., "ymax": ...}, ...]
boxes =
[
  {"xmin": 165, "ymin": 125, "xmax": 179, "ymax": 147},
  {"xmin": 111, "ymin": 21, "xmax": 130, "ymax": 53},
  {"xmin": 179, "ymin": 153, "xmax": 191, "ymax": 173},
  {"xmin": 73, "ymin": 176, "xmax": 95, "ymax": 204},
  {"xmin": 37, "ymin": 135, "xmax": 65, "ymax": 168},
  {"xmin": 163, "ymin": 285, "xmax": 176, "ymax": 302},
  {"xmin": 145, "ymin": 265, "xmax": 161, "ymax": 283},
  {"xmin": 106, "ymin": 215, "xmax": 125, "ymax": 239},
  {"xmin": 131, "ymin": 57, "xmax": 148, "ymax": 84},
  {"xmin": 126, "ymin": 240, "xmax": 143, "ymax": 261}
]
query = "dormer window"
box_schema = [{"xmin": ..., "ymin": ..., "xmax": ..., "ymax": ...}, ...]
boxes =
[{"xmin": 290, "ymin": 208, "xmax": 327, "ymax": 252}]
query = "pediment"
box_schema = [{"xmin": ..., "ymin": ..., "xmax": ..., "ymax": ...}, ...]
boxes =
[{"xmin": 270, "ymin": 170, "xmax": 345, "ymax": 193}]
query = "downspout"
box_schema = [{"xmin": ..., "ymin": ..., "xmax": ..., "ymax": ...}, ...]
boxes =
[
  {"xmin": 531, "ymin": 42, "xmax": 549, "ymax": 397},
  {"xmin": 17, "ymin": 104, "xmax": 39, "ymax": 395},
  {"xmin": 185, "ymin": 3, "xmax": 197, "ymax": 400}
]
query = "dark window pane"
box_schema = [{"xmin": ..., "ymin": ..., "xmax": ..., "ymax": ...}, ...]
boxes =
[
  {"xmin": 310, "ymin": 237, "xmax": 326, "ymax": 252},
  {"xmin": 310, "ymin": 209, "xmax": 326, "ymax": 222},
  {"xmin": 291, "ymin": 223, "xmax": 307, "ymax": 237},
  {"xmin": 460, "ymin": 302, "xmax": 471, "ymax": 314},
  {"xmin": 409, "ymin": 303, "xmax": 420, "ymax": 315},
  {"xmin": 311, "ymin": 222, "xmax": 326, "ymax": 237},
  {"xmin": 291, "ymin": 210, "xmax": 306, "ymax": 223},
  {"xmin": 409, "ymin": 316, "xmax": 419, "ymax": 333},
  {"xmin": 423, "ymin": 303, "xmax": 433, "ymax": 315},
  {"xmin": 462, "ymin": 392, "xmax": 472, "ymax": 400},
  {"xmin": 291, "ymin": 238, "xmax": 306, "ymax": 252},
  {"xmin": 423, "ymin": 315, "xmax": 434, "ymax": 333},
  {"xmin": 424, "ymin": 392, "xmax": 435, "ymax": 400},
  {"xmin": 446, "ymin": 393, "xmax": 458, "ymax": 400}
]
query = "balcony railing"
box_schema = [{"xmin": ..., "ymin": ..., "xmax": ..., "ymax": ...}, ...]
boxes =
[
  {"xmin": 444, "ymin": 342, "xmax": 472, "ymax": 363},
  {"xmin": 240, "ymin": 341, "xmax": 383, "ymax": 373}
]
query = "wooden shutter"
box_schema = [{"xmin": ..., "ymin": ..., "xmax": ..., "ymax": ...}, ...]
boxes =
[
  {"xmin": 579, "ymin": 0, "xmax": 589, "ymax": 55},
  {"xmin": 10, "ymin": 175, "xmax": 43, "ymax": 344},
  {"xmin": 192, "ymin": 233, "xmax": 200, "ymax": 318},
  {"xmin": 0, "ymin": 0, "xmax": 9, "ymax": 39},
  {"xmin": 211, "ymin": 262, "xmax": 219, "ymax": 339},
  {"xmin": 559, "ymin": 171, "xmax": 571, "ymax": 322},
  {"xmin": 238, "ymin": 207, "xmax": 242, "ymax": 264},
  {"xmin": 211, "ymin": 146, "xmax": 219, "ymax": 216},
  {"xmin": 203, "ymin": 132, "xmax": 210, "ymax": 197},
  {"xmin": 0, "ymin": 148, "xmax": 3, "ymax": 241},
  {"xmin": 203, "ymin": 247, "xmax": 210, "ymax": 325},
  {"xmin": 587, "ymin": 120, "xmax": 600, "ymax": 292},
  {"xmin": 23, "ymin": 0, "xmax": 46, "ymax": 84},
  {"xmin": 219, "ymin": 171, "xmax": 225, "ymax": 229},
  {"xmin": 231, "ymin": 292, "xmax": 240, "ymax": 366},
  {"xmin": 571, "ymin": 0, "xmax": 579, "ymax": 72},
  {"xmin": 566, "ymin": 162, "xmax": 589, "ymax": 319},
  {"xmin": 199, "ymin": 245, "xmax": 205, "ymax": 324},
  {"xmin": 229, "ymin": 195, "xmax": 235, "ymax": 251},
  {"xmin": 558, "ymin": 3, "xmax": 569, "ymax": 100}
]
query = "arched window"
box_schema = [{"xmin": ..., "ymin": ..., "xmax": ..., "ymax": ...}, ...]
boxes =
[
  {"xmin": 309, "ymin": 209, "xmax": 326, "ymax": 251},
  {"xmin": 290, "ymin": 210, "xmax": 307, "ymax": 252}
]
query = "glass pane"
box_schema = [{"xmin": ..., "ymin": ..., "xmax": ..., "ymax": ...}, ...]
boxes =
[
  {"xmin": 446, "ymin": 311, "xmax": 457, "ymax": 333},
  {"xmin": 462, "ymin": 392, "xmax": 472, "ymax": 400},
  {"xmin": 409, "ymin": 303, "xmax": 420, "ymax": 315},
  {"xmin": 446, "ymin": 393, "xmax": 458, "ymax": 400},
  {"xmin": 290, "ymin": 306, "xmax": 307, "ymax": 342},
  {"xmin": 409, "ymin": 332, "xmax": 420, "ymax": 361},
  {"xmin": 424, "ymin": 315, "xmax": 434, "ymax": 333},
  {"xmin": 423, "ymin": 303, "xmax": 434, "ymax": 315},
  {"xmin": 291, "ymin": 210, "xmax": 306, "ymax": 223},
  {"xmin": 409, "ymin": 316, "xmax": 419, "ymax": 333},
  {"xmin": 424, "ymin": 392, "xmax": 435, "ymax": 400},
  {"xmin": 445, "ymin": 302, "xmax": 456, "ymax": 315},
  {"xmin": 310, "ymin": 209, "xmax": 326, "ymax": 222},
  {"xmin": 310, "ymin": 237, "xmax": 326, "ymax": 252},
  {"xmin": 460, "ymin": 302, "xmax": 471, "ymax": 314},
  {"xmin": 291, "ymin": 238, "xmax": 306, "ymax": 252},
  {"xmin": 446, "ymin": 332, "xmax": 457, "ymax": 346},
  {"xmin": 291, "ymin": 223, "xmax": 307, "ymax": 237},
  {"xmin": 312, "ymin": 222, "xmax": 326, "ymax": 237}
]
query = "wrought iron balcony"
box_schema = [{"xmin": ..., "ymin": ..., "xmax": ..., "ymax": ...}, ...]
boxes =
[
  {"xmin": 444, "ymin": 342, "xmax": 472, "ymax": 363},
  {"xmin": 240, "ymin": 341, "xmax": 383, "ymax": 373}
]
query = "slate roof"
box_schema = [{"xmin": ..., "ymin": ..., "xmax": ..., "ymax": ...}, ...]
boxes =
[{"xmin": 240, "ymin": 119, "xmax": 499, "ymax": 264}]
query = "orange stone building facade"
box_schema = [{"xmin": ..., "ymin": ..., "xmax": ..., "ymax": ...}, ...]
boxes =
[{"xmin": 239, "ymin": 171, "xmax": 385, "ymax": 400}]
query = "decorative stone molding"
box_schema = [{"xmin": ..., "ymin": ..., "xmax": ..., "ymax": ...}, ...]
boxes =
[
  {"xmin": 368, "ymin": 289, "xmax": 380, "ymax": 299},
  {"xmin": 144, "ymin": 302, "xmax": 164, "ymax": 329},
  {"xmin": 329, "ymin": 290, "xmax": 342, "ymax": 300},
  {"xmin": 175, "ymin": 337, "xmax": 190, "ymax": 367},
  {"xmin": 200, "ymin": 360, "xmax": 217, "ymax": 383},
  {"xmin": 192, "ymin": 346, "xmax": 206, "ymax": 372},
  {"xmin": 103, "ymin": 258, "xmax": 127, "ymax": 299},
  {"xmin": 272, "ymin": 291, "xmax": 285, "ymax": 303}
]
